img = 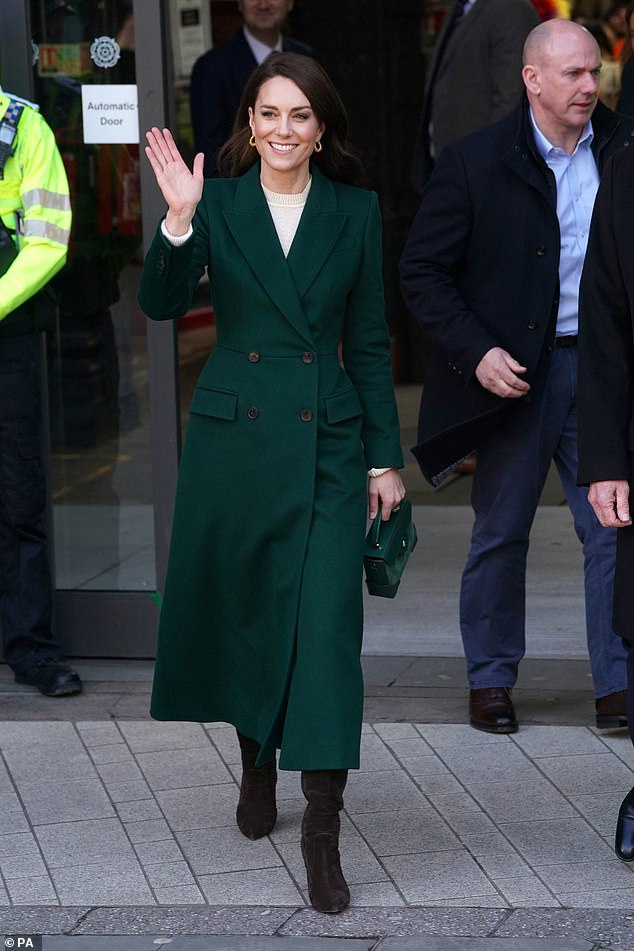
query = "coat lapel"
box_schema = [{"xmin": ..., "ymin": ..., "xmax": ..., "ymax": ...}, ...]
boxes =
[
  {"xmin": 287, "ymin": 165, "xmax": 348, "ymax": 299},
  {"xmin": 436, "ymin": 0, "xmax": 487, "ymax": 80},
  {"xmin": 223, "ymin": 163, "xmax": 349, "ymax": 341},
  {"xmin": 223, "ymin": 163, "xmax": 313, "ymax": 345}
]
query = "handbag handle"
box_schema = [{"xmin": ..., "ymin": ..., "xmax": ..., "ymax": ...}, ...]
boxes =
[
  {"xmin": 369, "ymin": 511, "xmax": 383, "ymax": 548},
  {"xmin": 369, "ymin": 504, "xmax": 401, "ymax": 548}
]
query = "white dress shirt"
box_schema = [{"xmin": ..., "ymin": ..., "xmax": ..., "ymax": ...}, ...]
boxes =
[{"xmin": 243, "ymin": 26, "xmax": 283, "ymax": 65}]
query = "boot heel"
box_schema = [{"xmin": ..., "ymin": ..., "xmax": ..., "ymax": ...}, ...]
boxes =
[{"xmin": 301, "ymin": 831, "xmax": 350, "ymax": 913}]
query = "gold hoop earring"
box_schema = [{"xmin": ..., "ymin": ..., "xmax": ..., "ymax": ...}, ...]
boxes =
[
  {"xmin": 249, "ymin": 134, "xmax": 256, "ymax": 147},
  {"xmin": 314, "ymin": 140, "xmax": 323, "ymax": 153}
]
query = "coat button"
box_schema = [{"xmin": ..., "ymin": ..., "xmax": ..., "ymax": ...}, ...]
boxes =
[
  {"xmin": 248, "ymin": 350, "xmax": 260, "ymax": 363},
  {"xmin": 247, "ymin": 406, "xmax": 259, "ymax": 419},
  {"xmin": 300, "ymin": 409, "xmax": 313, "ymax": 422},
  {"xmin": 536, "ymin": 246, "xmax": 546, "ymax": 256},
  {"xmin": 302, "ymin": 351, "xmax": 314, "ymax": 364},
  {"xmin": 527, "ymin": 320, "xmax": 537, "ymax": 330}
]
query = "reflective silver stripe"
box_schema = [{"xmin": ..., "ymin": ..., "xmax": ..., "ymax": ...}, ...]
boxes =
[
  {"xmin": 24, "ymin": 219, "xmax": 70, "ymax": 244},
  {"xmin": 22, "ymin": 188, "xmax": 71, "ymax": 212}
]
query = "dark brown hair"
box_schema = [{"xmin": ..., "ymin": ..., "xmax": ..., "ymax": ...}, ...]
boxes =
[{"xmin": 217, "ymin": 53, "xmax": 365, "ymax": 186}]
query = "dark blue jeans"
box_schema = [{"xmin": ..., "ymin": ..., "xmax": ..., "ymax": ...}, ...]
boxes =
[
  {"xmin": 0, "ymin": 332, "xmax": 60, "ymax": 672},
  {"xmin": 460, "ymin": 346, "xmax": 627, "ymax": 699}
]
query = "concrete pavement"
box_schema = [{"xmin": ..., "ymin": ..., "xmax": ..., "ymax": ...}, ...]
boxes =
[{"xmin": 1, "ymin": 496, "xmax": 633, "ymax": 949}]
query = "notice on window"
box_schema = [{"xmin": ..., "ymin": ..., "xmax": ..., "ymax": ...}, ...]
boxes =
[{"xmin": 81, "ymin": 84, "xmax": 139, "ymax": 144}]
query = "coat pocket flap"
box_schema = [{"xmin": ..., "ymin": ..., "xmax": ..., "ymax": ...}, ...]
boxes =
[
  {"xmin": 190, "ymin": 387, "xmax": 238, "ymax": 421},
  {"xmin": 325, "ymin": 388, "xmax": 363, "ymax": 424}
]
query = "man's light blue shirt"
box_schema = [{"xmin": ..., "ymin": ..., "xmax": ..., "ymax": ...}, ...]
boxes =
[{"xmin": 529, "ymin": 108, "xmax": 599, "ymax": 337}]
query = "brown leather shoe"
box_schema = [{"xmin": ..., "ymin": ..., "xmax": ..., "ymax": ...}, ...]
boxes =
[
  {"xmin": 469, "ymin": 687, "xmax": 518, "ymax": 734},
  {"xmin": 595, "ymin": 690, "xmax": 628, "ymax": 730}
]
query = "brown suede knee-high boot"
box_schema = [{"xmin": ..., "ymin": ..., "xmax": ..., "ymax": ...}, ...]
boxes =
[
  {"xmin": 236, "ymin": 731, "xmax": 277, "ymax": 840},
  {"xmin": 300, "ymin": 769, "xmax": 350, "ymax": 913}
]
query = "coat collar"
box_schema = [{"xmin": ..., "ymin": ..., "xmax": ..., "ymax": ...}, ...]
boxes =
[
  {"xmin": 503, "ymin": 95, "xmax": 629, "ymax": 200},
  {"xmin": 223, "ymin": 162, "xmax": 347, "ymax": 344}
]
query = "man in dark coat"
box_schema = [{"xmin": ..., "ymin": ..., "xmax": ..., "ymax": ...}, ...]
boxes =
[
  {"xmin": 190, "ymin": 0, "xmax": 314, "ymax": 176},
  {"xmin": 412, "ymin": 0, "xmax": 539, "ymax": 190},
  {"xmin": 577, "ymin": 145, "xmax": 634, "ymax": 861},
  {"xmin": 400, "ymin": 19, "xmax": 634, "ymax": 734}
]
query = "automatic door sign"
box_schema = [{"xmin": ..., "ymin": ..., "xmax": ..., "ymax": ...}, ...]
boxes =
[{"xmin": 81, "ymin": 84, "xmax": 139, "ymax": 144}]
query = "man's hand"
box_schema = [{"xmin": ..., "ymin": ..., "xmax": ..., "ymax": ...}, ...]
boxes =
[
  {"xmin": 475, "ymin": 347, "xmax": 531, "ymax": 398},
  {"xmin": 588, "ymin": 480, "xmax": 632, "ymax": 528}
]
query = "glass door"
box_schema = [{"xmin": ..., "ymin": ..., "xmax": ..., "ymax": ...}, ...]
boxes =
[{"xmin": 29, "ymin": 0, "xmax": 156, "ymax": 595}]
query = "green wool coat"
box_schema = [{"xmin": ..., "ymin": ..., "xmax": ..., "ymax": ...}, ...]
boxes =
[{"xmin": 138, "ymin": 162, "xmax": 403, "ymax": 770}]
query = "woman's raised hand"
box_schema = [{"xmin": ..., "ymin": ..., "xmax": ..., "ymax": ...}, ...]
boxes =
[{"xmin": 144, "ymin": 127, "xmax": 204, "ymax": 234}]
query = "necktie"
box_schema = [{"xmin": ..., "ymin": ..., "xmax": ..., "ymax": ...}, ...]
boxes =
[{"xmin": 451, "ymin": 0, "xmax": 469, "ymax": 28}]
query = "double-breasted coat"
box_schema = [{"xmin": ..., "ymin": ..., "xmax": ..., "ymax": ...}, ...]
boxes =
[
  {"xmin": 401, "ymin": 98, "xmax": 634, "ymax": 486},
  {"xmin": 138, "ymin": 163, "xmax": 403, "ymax": 771},
  {"xmin": 578, "ymin": 146, "xmax": 634, "ymax": 640}
]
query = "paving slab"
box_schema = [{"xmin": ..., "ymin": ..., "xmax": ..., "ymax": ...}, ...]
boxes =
[
  {"xmin": 117, "ymin": 722, "xmax": 208, "ymax": 753},
  {"xmin": 351, "ymin": 807, "xmax": 460, "ymax": 856},
  {"xmin": 18, "ymin": 778, "xmax": 115, "ymax": 826},
  {"xmin": 86, "ymin": 745, "xmax": 134, "ymax": 766},
  {"xmin": 278, "ymin": 907, "xmax": 508, "ymax": 937},
  {"xmin": 495, "ymin": 908, "xmax": 634, "ymax": 951},
  {"xmin": 70, "ymin": 907, "xmax": 296, "ymax": 934},
  {"xmin": 497, "ymin": 817, "xmax": 615, "ymax": 866},
  {"xmin": 197, "ymin": 868, "xmax": 303, "ymax": 905},
  {"xmin": 345, "ymin": 770, "xmax": 426, "ymax": 815},
  {"xmin": 155, "ymin": 785, "xmax": 237, "ymax": 832},
  {"xmin": 152, "ymin": 884, "xmax": 206, "ymax": 904},
  {"xmin": 464, "ymin": 778, "xmax": 577, "ymax": 823},
  {"xmin": 5, "ymin": 875, "xmax": 57, "ymax": 905},
  {"xmin": 123, "ymin": 818, "xmax": 174, "ymax": 844},
  {"xmin": 35, "ymin": 818, "xmax": 136, "ymax": 870},
  {"xmin": 176, "ymin": 827, "xmax": 283, "ymax": 876},
  {"xmin": 48, "ymin": 860, "xmax": 155, "ymax": 905},
  {"xmin": 381, "ymin": 851, "xmax": 499, "ymax": 904},
  {"xmin": 136, "ymin": 746, "xmax": 232, "ymax": 789},
  {"xmin": 492, "ymin": 876, "xmax": 560, "ymax": 907}
]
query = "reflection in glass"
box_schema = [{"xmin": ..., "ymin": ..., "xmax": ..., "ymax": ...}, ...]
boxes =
[{"xmin": 30, "ymin": 0, "xmax": 155, "ymax": 592}]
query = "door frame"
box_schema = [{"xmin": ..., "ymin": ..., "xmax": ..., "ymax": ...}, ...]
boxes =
[{"xmin": 0, "ymin": 0, "xmax": 180, "ymax": 657}]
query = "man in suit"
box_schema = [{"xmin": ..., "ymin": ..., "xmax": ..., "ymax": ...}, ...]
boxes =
[
  {"xmin": 412, "ymin": 0, "xmax": 539, "ymax": 190},
  {"xmin": 190, "ymin": 0, "xmax": 314, "ymax": 176},
  {"xmin": 577, "ymin": 141, "xmax": 634, "ymax": 861},
  {"xmin": 400, "ymin": 19, "xmax": 633, "ymax": 734}
]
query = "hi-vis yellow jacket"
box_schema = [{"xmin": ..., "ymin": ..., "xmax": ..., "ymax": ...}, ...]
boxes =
[{"xmin": 0, "ymin": 89, "xmax": 72, "ymax": 321}]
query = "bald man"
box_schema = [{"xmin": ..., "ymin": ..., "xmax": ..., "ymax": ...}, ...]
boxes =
[{"xmin": 401, "ymin": 20, "xmax": 634, "ymax": 735}]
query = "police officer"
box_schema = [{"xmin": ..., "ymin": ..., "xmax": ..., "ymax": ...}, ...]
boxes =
[{"xmin": 0, "ymin": 86, "xmax": 80, "ymax": 696}]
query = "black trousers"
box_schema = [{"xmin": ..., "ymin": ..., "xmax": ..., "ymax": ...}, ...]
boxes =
[{"xmin": 0, "ymin": 332, "xmax": 60, "ymax": 671}]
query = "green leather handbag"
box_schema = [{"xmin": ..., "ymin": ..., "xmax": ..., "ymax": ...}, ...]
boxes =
[{"xmin": 363, "ymin": 498, "xmax": 417, "ymax": 598}]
